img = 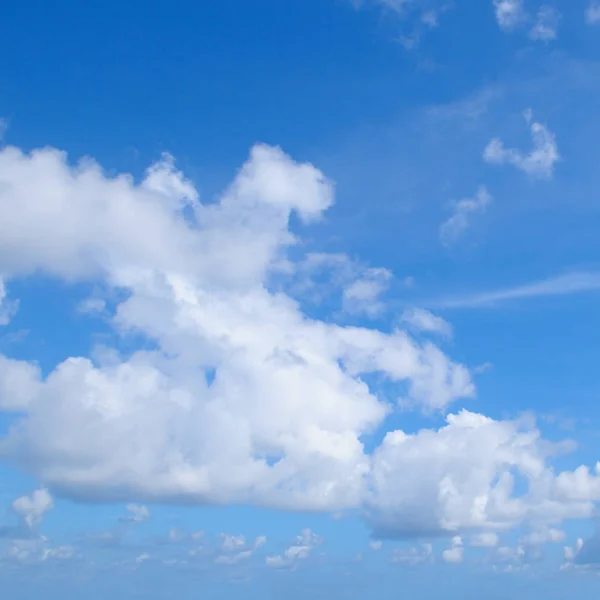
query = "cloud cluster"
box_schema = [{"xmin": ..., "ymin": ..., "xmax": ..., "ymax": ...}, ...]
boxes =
[
  {"xmin": 0, "ymin": 142, "xmax": 598, "ymax": 544},
  {"xmin": 266, "ymin": 529, "xmax": 322, "ymax": 568},
  {"xmin": 439, "ymin": 186, "xmax": 492, "ymax": 247},
  {"xmin": 11, "ymin": 489, "xmax": 53, "ymax": 531},
  {"xmin": 484, "ymin": 111, "xmax": 559, "ymax": 179},
  {"xmin": 492, "ymin": 2, "xmax": 561, "ymax": 40},
  {"xmin": 493, "ymin": 0, "xmax": 526, "ymax": 31},
  {"xmin": 586, "ymin": 2, "xmax": 600, "ymax": 24}
]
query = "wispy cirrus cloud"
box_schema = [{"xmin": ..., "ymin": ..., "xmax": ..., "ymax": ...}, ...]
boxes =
[
  {"xmin": 439, "ymin": 186, "xmax": 492, "ymax": 247},
  {"xmin": 437, "ymin": 271, "xmax": 600, "ymax": 309}
]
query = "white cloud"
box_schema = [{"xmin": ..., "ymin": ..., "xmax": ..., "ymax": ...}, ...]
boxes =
[
  {"xmin": 0, "ymin": 354, "xmax": 41, "ymax": 412},
  {"xmin": 361, "ymin": 1, "xmax": 453, "ymax": 49},
  {"xmin": 391, "ymin": 543, "xmax": 433, "ymax": 565},
  {"xmin": 290, "ymin": 253, "xmax": 392, "ymax": 315},
  {"xmin": 0, "ymin": 279, "xmax": 19, "ymax": 325},
  {"xmin": 0, "ymin": 142, "xmax": 598, "ymax": 544},
  {"xmin": 135, "ymin": 552, "xmax": 151, "ymax": 564},
  {"xmin": 401, "ymin": 308, "xmax": 452, "ymax": 339},
  {"xmin": 586, "ymin": 2, "xmax": 600, "ymax": 24},
  {"xmin": 120, "ymin": 504, "xmax": 150, "ymax": 524},
  {"xmin": 342, "ymin": 267, "xmax": 392, "ymax": 317},
  {"xmin": 214, "ymin": 533, "xmax": 265, "ymax": 564},
  {"xmin": 369, "ymin": 540, "xmax": 383, "ymax": 550},
  {"xmin": 529, "ymin": 6, "xmax": 560, "ymax": 41},
  {"xmin": 439, "ymin": 186, "xmax": 492, "ymax": 247},
  {"xmin": 493, "ymin": 0, "xmax": 526, "ymax": 31},
  {"xmin": 0, "ymin": 142, "xmax": 475, "ymax": 515},
  {"xmin": 11, "ymin": 489, "xmax": 54, "ymax": 530},
  {"xmin": 215, "ymin": 549, "xmax": 253, "ymax": 565},
  {"xmin": 220, "ymin": 534, "xmax": 246, "ymax": 551},
  {"xmin": 442, "ymin": 535, "xmax": 464, "ymax": 563},
  {"xmin": 266, "ymin": 529, "xmax": 322, "ymax": 569},
  {"xmin": 438, "ymin": 271, "xmax": 600, "ymax": 309},
  {"xmin": 564, "ymin": 538, "xmax": 584, "ymax": 562},
  {"xmin": 78, "ymin": 296, "xmax": 107, "ymax": 315},
  {"xmin": 484, "ymin": 112, "xmax": 559, "ymax": 179},
  {"xmin": 520, "ymin": 526, "xmax": 565, "ymax": 547},
  {"xmin": 368, "ymin": 410, "xmax": 599, "ymax": 538},
  {"xmin": 470, "ymin": 532, "xmax": 499, "ymax": 548}
]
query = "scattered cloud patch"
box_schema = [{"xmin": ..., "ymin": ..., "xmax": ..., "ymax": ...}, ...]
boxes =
[
  {"xmin": 0, "ymin": 354, "xmax": 41, "ymax": 412},
  {"xmin": 529, "ymin": 6, "xmax": 560, "ymax": 41},
  {"xmin": 11, "ymin": 490, "xmax": 53, "ymax": 531},
  {"xmin": 120, "ymin": 504, "xmax": 150, "ymax": 524},
  {"xmin": 439, "ymin": 186, "xmax": 492, "ymax": 247},
  {"xmin": 484, "ymin": 111, "xmax": 559, "ymax": 179},
  {"xmin": 484, "ymin": 111, "xmax": 558, "ymax": 179},
  {"xmin": 401, "ymin": 308, "xmax": 452, "ymax": 339},
  {"xmin": 470, "ymin": 532, "xmax": 499, "ymax": 548},
  {"xmin": 0, "ymin": 279, "xmax": 19, "ymax": 325},
  {"xmin": 391, "ymin": 543, "xmax": 433, "ymax": 565},
  {"xmin": 266, "ymin": 529, "xmax": 322, "ymax": 569},
  {"xmin": 442, "ymin": 535, "xmax": 464, "ymax": 563},
  {"xmin": 342, "ymin": 267, "xmax": 392, "ymax": 317},
  {"xmin": 586, "ymin": 2, "xmax": 600, "ymax": 24},
  {"xmin": 492, "ymin": 0, "xmax": 526, "ymax": 31},
  {"xmin": 563, "ymin": 537, "xmax": 584, "ymax": 564}
]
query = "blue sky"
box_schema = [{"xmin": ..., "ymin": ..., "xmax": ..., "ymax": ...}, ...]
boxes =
[{"xmin": 2, "ymin": 0, "xmax": 600, "ymax": 597}]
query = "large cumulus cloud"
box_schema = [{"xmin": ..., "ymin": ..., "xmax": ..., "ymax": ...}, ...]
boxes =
[{"xmin": 0, "ymin": 141, "xmax": 597, "ymax": 540}]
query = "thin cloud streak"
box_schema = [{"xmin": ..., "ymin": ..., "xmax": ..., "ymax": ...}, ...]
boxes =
[{"xmin": 436, "ymin": 272, "xmax": 600, "ymax": 309}]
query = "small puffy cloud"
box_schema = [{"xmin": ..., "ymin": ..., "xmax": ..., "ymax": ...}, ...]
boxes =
[
  {"xmin": 77, "ymin": 296, "xmax": 107, "ymax": 315},
  {"xmin": 266, "ymin": 529, "xmax": 322, "ymax": 569},
  {"xmin": 215, "ymin": 549, "xmax": 253, "ymax": 565},
  {"xmin": 11, "ymin": 489, "xmax": 54, "ymax": 530},
  {"xmin": 484, "ymin": 112, "xmax": 559, "ymax": 179},
  {"xmin": 586, "ymin": 2, "xmax": 600, "ymax": 24},
  {"xmin": 529, "ymin": 6, "xmax": 561, "ymax": 41},
  {"xmin": 361, "ymin": 1, "xmax": 453, "ymax": 50},
  {"xmin": 291, "ymin": 253, "xmax": 392, "ymax": 317},
  {"xmin": 342, "ymin": 267, "xmax": 392, "ymax": 318},
  {"xmin": 470, "ymin": 532, "xmax": 499, "ymax": 548},
  {"xmin": 391, "ymin": 543, "xmax": 433, "ymax": 565},
  {"xmin": 492, "ymin": 0, "xmax": 526, "ymax": 31},
  {"xmin": 563, "ymin": 538, "xmax": 584, "ymax": 563},
  {"xmin": 442, "ymin": 535, "xmax": 464, "ymax": 564},
  {"xmin": 42, "ymin": 545, "xmax": 78, "ymax": 562},
  {"xmin": 214, "ymin": 534, "xmax": 266, "ymax": 565},
  {"xmin": 440, "ymin": 186, "xmax": 492, "ymax": 247},
  {"xmin": 135, "ymin": 552, "xmax": 151, "ymax": 564},
  {"xmin": 220, "ymin": 534, "xmax": 246, "ymax": 551},
  {"xmin": 120, "ymin": 504, "xmax": 150, "ymax": 524},
  {"xmin": 0, "ymin": 279, "xmax": 18, "ymax": 325},
  {"xmin": 521, "ymin": 526, "xmax": 565, "ymax": 547},
  {"xmin": 369, "ymin": 540, "xmax": 383, "ymax": 550},
  {"xmin": 401, "ymin": 308, "xmax": 452, "ymax": 339}
]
